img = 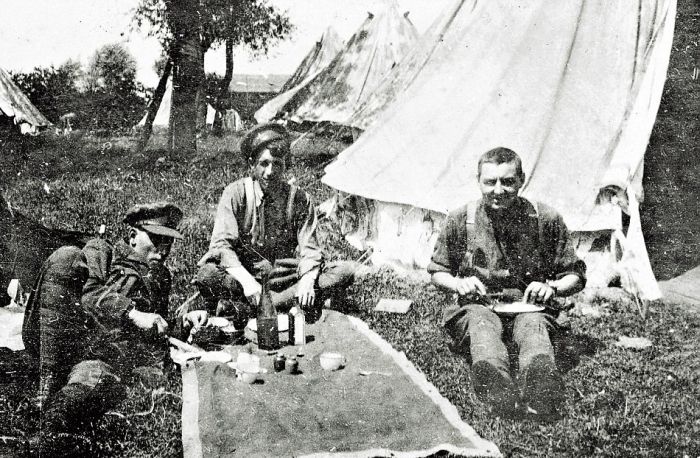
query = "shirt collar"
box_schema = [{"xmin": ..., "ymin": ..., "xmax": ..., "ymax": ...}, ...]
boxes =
[{"xmin": 253, "ymin": 179, "xmax": 264, "ymax": 208}]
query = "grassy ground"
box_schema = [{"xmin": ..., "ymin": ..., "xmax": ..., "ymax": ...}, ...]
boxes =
[
  {"xmin": 1, "ymin": 1, "xmax": 698, "ymax": 456},
  {"xmin": 1, "ymin": 130, "xmax": 699, "ymax": 457}
]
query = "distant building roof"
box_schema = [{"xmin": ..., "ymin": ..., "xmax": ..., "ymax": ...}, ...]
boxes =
[{"xmin": 229, "ymin": 74, "xmax": 289, "ymax": 93}]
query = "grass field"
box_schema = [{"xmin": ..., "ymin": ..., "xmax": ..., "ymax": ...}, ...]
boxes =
[{"xmin": 1, "ymin": 1, "xmax": 699, "ymax": 457}]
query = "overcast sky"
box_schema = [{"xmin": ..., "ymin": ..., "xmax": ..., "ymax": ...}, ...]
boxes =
[{"xmin": 0, "ymin": 0, "xmax": 449, "ymax": 87}]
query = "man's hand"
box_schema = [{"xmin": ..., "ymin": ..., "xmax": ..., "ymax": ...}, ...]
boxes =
[
  {"xmin": 243, "ymin": 280, "xmax": 262, "ymax": 307},
  {"xmin": 252, "ymin": 259, "xmax": 273, "ymax": 278},
  {"xmin": 183, "ymin": 310, "xmax": 209, "ymax": 328},
  {"xmin": 197, "ymin": 248, "xmax": 224, "ymax": 267},
  {"xmin": 296, "ymin": 270, "xmax": 317, "ymax": 307},
  {"xmin": 524, "ymin": 281, "xmax": 556, "ymax": 304},
  {"xmin": 129, "ymin": 309, "xmax": 169, "ymax": 335},
  {"xmin": 453, "ymin": 276, "xmax": 487, "ymax": 296}
]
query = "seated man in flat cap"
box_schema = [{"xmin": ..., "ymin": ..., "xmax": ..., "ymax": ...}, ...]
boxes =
[
  {"xmin": 190, "ymin": 123, "xmax": 356, "ymax": 327},
  {"xmin": 429, "ymin": 147, "xmax": 586, "ymax": 418},
  {"xmin": 21, "ymin": 202, "xmax": 191, "ymax": 454}
]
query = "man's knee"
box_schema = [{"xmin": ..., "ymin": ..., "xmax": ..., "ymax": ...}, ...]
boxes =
[
  {"xmin": 193, "ymin": 263, "xmax": 233, "ymax": 300},
  {"xmin": 445, "ymin": 304, "xmax": 501, "ymax": 355},
  {"xmin": 512, "ymin": 312, "xmax": 552, "ymax": 342},
  {"xmin": 468, "ymin": 305, "xmax": 503, "ymax": 335},
  {"xmin": 318, "ymin": 260, "xmax": 358, "ymax": 289},
  {"xmin": 43, "ymin": 360, "xmax": 124, "ymax": 432},
  {"xmin": 67, "ymin": 360, "xmax": 121, "ymax": 389}
]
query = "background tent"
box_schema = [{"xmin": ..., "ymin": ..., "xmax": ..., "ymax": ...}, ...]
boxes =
[
  {"xmin": 138, "ymin": 78, "xmax": 173, "ymax": 128},
  {"xmin": 272, "ymin": 1, "xmax": 419, "ymax": 126},
  {"xmin": 138, "ymin": 79, "xmax": 241, "ymax": 131},
  {"xmin": 323, "ymin": 0, "xmax": 676, "ymax": 301},
  {"xmin": 280, "ymin": 27, "xmax": 343, "ymax": 94},
  {"xmin": 255, "ymin": 27, "xmax": 343, "ymax": 123},
  {"xmin": 0, "ymin": 67, "xmax": 51, "ymax": 135},
  {"xmin": 347, "ymin": 0, "xmax": 471, "ymax": 132}
]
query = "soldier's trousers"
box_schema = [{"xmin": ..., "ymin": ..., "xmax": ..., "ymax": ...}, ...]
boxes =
[
  {"xmin": 22, "ymin": 246, "xmax": 123, "ymax": 432},
  {"xmin": 194, "ymin": 258, "xmax": 358, "ymax": 321},
  {"xmin": 444, "ymin": 302, "xmax": 558, "ymax": 381}
]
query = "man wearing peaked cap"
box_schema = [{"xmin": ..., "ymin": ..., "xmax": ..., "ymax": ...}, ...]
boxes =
[
  {"xmin": 123, "ymin": 201, "xmax": 184, "ymax": 239},
  {"xmin": 189, "ymin": 123, "xmax": 357, "ymax": 329},
  {"xmin": 238, "ymin": 122, "xmax": 291, "ymax": 164},
  {"xmin": 21, "ymin": 201, "xmax": 194, "ymax": 455}
]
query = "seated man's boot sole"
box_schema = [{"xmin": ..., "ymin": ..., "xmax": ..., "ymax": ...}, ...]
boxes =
[
  {"xmin": 471, "ymin": 361, "xmax": 518, "ymax": 415},
  {"xmin": 522, "ymin": 354, "xmax": 565, "ymax": 418}
]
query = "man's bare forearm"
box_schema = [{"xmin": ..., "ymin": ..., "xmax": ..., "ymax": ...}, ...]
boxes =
[{"xmin": 549, "ymin": 273, "xmax": 584, "ymax": 297}]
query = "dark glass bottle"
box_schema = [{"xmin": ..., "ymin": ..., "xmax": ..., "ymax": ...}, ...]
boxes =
[{"xmin": 257, "ymin": 273, "xmax": 279, "ymax": 350}]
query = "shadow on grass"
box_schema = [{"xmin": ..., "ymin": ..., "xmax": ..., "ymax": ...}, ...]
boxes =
[{"xmin": 554, "ymin": 332, "xmax": 603, "ymax": 375}]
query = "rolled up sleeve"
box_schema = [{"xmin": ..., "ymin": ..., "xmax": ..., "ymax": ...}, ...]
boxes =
[
  {"xmin": 296, "ymin": 197, "xmax": 323, "ymax": 277},
  {"xmin": 427, "ymin": 215, "xmax": 461, "ymax": 275},
  {"xmin": 209, "ymin": 182, "xmax": 246, "ymax": 269},
  {"xmin": 549, "ymin": 214, "xmax": 587, "ymax": 285}
]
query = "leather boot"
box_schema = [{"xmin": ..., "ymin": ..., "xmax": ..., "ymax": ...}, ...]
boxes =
[
  {"xmin": 521, "ymin": 354, "xmax": 565, "ymax": 418},
  {"xmin": 471, "ymin": 360, "xmax": 518, "ymax": 415}
]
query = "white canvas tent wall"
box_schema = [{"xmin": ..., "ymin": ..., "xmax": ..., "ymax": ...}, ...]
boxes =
[
  {"xmin": 138, "ymin": 78, "xmax": 173, "ymax": 128},
  {"xmin": 323, "ymin": 0, "xmax": 676, "ymax": 301},
  {"xmin": 267, "ymin": 1, "xmax": 419, "ymax": 126},
  {"xmin": 255, "ymin": 27, "xmax": 343, "ymax": 123},
  {"xmin": 0, "ymin": 67, "xmax": 51, "ymax": 135}
]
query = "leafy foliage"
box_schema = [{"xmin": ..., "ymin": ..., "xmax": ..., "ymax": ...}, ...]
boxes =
[
  {"xmin": 133, "ymin": 0, "xmax": 293, "ymax": 54},
  {"xmin": 10, "ymin": 45, "xmax": 147, "ymax": 131},
  {"xmin": 10, "ymin": 60, "xmax": 83, "ymax": 122},
  {"xmin": 83, "ymin": 43, "xmax": 147, "ymax": 130}
]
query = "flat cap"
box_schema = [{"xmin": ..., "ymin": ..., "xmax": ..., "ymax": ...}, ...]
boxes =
[
  {"xmin": 239, "ymin": 122, "xmax": 290, "ymax": 161},
  {"xmin": 124, "ymin": 202, "xmax": 184, "ymax": 239}
]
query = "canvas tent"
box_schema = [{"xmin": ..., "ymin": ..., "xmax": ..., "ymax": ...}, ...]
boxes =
[
  {"xmin": 323, "ymin": 0, "xmax": 676, "ymax": 302},
  {"xmin": 264, "ymin": 1, "xmax": 419, "ymax": 126},
  {"xmin": 137, "ymin": 78, "xmax": 242, "ymax": 131},
  {"xmin": 0, "ymin": 67, "xmax": 51, "ymax": 135},
  {"xmin": 255, "ymin": 27, "xmax": 343, "ymax": 123},
  {"xmin": 137, "ymin": 78, "xmax": 173, "ymax": 128}
]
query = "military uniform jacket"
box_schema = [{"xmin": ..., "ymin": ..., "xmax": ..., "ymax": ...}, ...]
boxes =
[
  {"xmin": 81, "ymin": 239, "xmax": 172, "ymax": 365},
  {"xmin": 208, "ymin": 177, "xmax": 323, "ymax": 277},
  {"xmin": 428, "ymin": 197, "xmax": 586, "ymax": 321}
]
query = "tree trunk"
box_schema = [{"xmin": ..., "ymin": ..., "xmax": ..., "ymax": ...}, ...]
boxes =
[
  {"xmin": 166, "ymin": 0, "xmax": 203, "ymax": 156},
  {"xmin": 195, "ymin": 81, "xmax": 208, "ymax": 135},
  {"xmin": 135, "ymin": 59, "xmax": 172, "ymax": 153},
  {"xmin": 213, "ymin": 38, "xmax": 234, "ymax": 137}
]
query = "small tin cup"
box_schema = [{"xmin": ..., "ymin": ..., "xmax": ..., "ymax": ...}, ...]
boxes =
[
  {"xmin": 273, "ymin": 354, "xmax": 286, "ymax": 372},
  {"xmin": 285, "ymin": 356, "xmax": 299, "ymax": 374}
]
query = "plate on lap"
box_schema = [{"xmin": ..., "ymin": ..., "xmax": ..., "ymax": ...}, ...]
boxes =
[
  {"xmin": 247, "ymin": 314, "xmax": 289, "ymax": 332},
  {"xmin": 492, "ymin": 302, "xmax": 545, "ymax": 315}
]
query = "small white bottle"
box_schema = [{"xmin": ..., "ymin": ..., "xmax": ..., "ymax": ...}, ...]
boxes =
[{"xmin": 288, "ymin": 307, "xmax": 306, "ymax": 346}]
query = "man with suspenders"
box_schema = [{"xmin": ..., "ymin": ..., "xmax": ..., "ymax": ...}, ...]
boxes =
[
  {"xmin": 429, "ymin": 147, "xmax": 586, "ymax": 417},
  {"xmin": 190, "ymin": 123, "xmax": 356, "ymax": 327}
]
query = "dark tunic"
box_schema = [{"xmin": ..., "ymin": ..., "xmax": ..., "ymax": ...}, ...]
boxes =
[
  {"xmin": 23, "ymin": 238, "xmax": 172, "ymax": 373},
  {"xmin": 428, "ymin": 197, "xmax": 586, "ymax": 323},
  {"xmin": 208, "ymin": 177, "xmax": 322, "ymax": 277}
]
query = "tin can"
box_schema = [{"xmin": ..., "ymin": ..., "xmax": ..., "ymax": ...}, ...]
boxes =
[
  {"xmin": 285, "ymin": 356, "xmax": 299, "ymax": 374},
  {"xmin": 273, "ymin": 354, "xmax": 286, "ymax": 372}
]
